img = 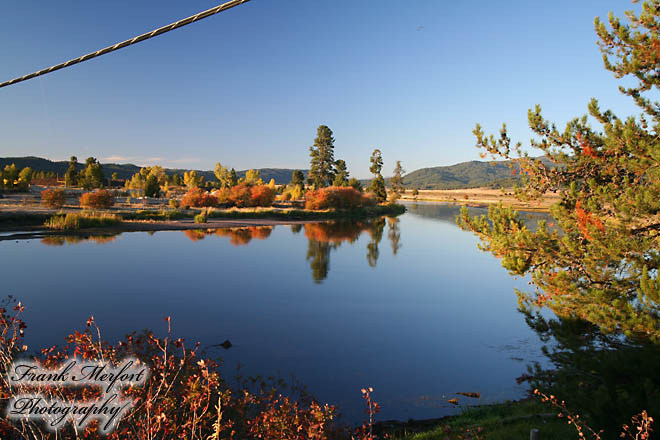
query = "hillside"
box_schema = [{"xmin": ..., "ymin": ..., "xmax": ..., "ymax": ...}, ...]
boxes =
[
  {"xmin": 400, "ymin": 159, "xmax": 521, "ymax": 190},
  {"xmin": 0, "ymin": 157, "xmax": 306, "ymax": 185}
]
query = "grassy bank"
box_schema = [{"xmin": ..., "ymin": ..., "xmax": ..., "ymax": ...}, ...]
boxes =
[
  {"xmin": 379, "ymin": 400, "xmax": 574, "ymax": 440},
  {"xmin": 44, "ymin": 212, "xmax": 121, "ymax": 230},
  {"xmin": 0, "ymin": 204, "xmax": 406, "ymax": 231}
]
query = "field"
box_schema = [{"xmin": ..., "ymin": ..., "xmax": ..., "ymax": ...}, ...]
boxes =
[{"xmin": 399, "ymin": 188, "xmax": 560, "ymax": 211}]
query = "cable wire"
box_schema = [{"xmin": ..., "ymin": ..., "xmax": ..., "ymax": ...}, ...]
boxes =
[{"xmin": 0, "ymin": 0, "xmax": 251, "ymax": 89}]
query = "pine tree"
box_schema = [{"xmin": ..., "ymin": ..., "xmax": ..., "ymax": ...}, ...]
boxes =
[
  {"xmin": 332, "ymin": 159, "xmax": 349, "ymax": 186},
  {"xmin": 64, "ymin": 156, "xmax": 78, "ymax": 187},
  {"xmin": 459, "ymin": 1, "xmax": 660, "ymax": 341},
  {"xmin": 389, "ymin": 160, "xmax": 405, "ymax": 202},
  {"xmin": 290, "ymin": 170, "xmax": 305, "ymax": 187},
  {"xmin": 368, "ymin": 149, "xmax": 387, "ymax": 203},
  {"xmin": 81, "ymin": 157, "xmax": 104, "ymax": 189},
  {"xmin": 308, "ymin": 125, "xmax": 336, "ymax": 188}
]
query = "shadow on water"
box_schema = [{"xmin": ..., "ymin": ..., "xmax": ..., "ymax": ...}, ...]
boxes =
[{"xmin": 520, "ymin": 311, "xmax": 660, "ymax": 439}]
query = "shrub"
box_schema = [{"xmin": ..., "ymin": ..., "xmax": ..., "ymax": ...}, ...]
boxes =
[
  {"xmin": 180, "ymin": 188, "xmax": 217, "ymax": 208},
  {"xmin": 41, "ymin": 188, "xmax": 66, "ymax": 208},
  {"xmin": 250, "ymin": 185, "xmax": 276, "ymax": 207},
  {"xmin": 194, "ymin": 211, "xmax": 208, "ymax": 223},
  {"xmin": 169, "ymin": 199, "xmax": 179, "ymax": 208},
  {"xmin": 80, "ymin": 189, "xmax": 114, "ymax": 209},
  {"xmin": 305, "ymin": 186, "xmax": 374, "ymax": 210},
  {"xmin": 45, "ymin": 212, "xmax": 120, "ymax": 230},
  {"xmin": 0, "ymin": 303, "xmax": 338, "ymax": 440},
  {"xmin": 228, "ymin": 183, "xmax": 253, "ymax": 207}
]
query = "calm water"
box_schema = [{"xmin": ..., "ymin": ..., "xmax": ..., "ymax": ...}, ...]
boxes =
[{"xmin": 1, "ymin": 203, "xmax": 550, "ymax": 422}]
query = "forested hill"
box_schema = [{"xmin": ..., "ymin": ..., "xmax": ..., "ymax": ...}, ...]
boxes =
[
  {"xmin": 0, "ymin": 156, "xmax": 306, "ymax": 185},
  {"xmin": 400, "ymin": 158, "xmax": 554, "ymax": 190}
]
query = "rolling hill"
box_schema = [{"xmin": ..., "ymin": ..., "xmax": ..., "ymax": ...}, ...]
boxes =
[{"xmin": 0, "ymin": 157, "xmax": 307, "ymax": 185}]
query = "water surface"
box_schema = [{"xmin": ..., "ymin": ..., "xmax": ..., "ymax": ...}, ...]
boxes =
[{"xmin": 1, "ymin": 202, "xmax": 549, "ymax": 422}]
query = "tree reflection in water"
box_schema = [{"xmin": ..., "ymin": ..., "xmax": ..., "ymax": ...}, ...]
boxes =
[
  {"xmin": 305, "ymin": 217, "xmax": 400, "ymax": 283},
  {"xmin": 521, "ymin": 311, "xmax": 660, "ymax": 438}
]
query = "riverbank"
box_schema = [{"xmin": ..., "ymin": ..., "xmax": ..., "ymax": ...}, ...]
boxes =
[
  {"xmin": 377, "ymin": 399, "xmax": 573, "ymax": 440},
  {"xmin": 399, "ymin": 188, "xmax": 559, "ymax": 212},
  {"xmin": 0, "ymin": 204, "xmax": 406, "ymax": 234}
]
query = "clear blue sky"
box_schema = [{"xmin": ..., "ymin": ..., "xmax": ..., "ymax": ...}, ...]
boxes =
[{"xmin": 0, "ymin": 0, "xmax": 642, "ymax": 178}]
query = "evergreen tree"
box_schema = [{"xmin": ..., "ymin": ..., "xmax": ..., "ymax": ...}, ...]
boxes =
[
  {"xmin": 144, "ymin": 174, "xmax": 161, "ymax": 198},
  {"xmin": 308, "ymin": 125, "xmax": 336, "ymax": 188},
  {"xmin": 389, "ymin": 160, "xmax": 405, "ymax": 202},
  {"xmin": 64, "ymin": 156, "xmax": 78, "ymax": 187},
  {"xmin": 459, "ymin": 2, "xmax": 660, "ymax": 341},
  {"xmin": 81, "ymin": 157, "xmax": 104, "ymax": 189},
  {"xmin": 290, "ymin": 170, "xmax": 305, "ymax": 187},
  {"xmin": 229, "ymin": 168, "xmax": 238, "ymax": 187},
  {"xmin": 368, "ymin": 149, "xmax": 387, "ymax": 203},
  {"xmin": 332, "ymin": 159, "xmax": 350, "ymax": 186},
  {"xmin": 348, "ymin": 178, "xmax": 363, "ymax": 192}
]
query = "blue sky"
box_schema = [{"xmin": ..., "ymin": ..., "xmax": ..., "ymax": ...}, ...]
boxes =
[{"xmin": 0, "ymin": 0, "xmax": 642, "ymax": 178}]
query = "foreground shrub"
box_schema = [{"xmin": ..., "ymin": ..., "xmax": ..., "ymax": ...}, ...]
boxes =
[
  {"xmin": 44, "ymin": 212, "xmax": 120, "ymax": 230},
  {"xmin": 40, "ymin": 188, "xmax": 66, "ymax": 208},
  {"xmin": 305, "ymin": 186, "xmax": 375, "ymax": 210},
  {"xmin": 194, "ymin": 211, "xmax": 208, "ymax": 223},
  {"xmin": 180, "ymin": 187, "xmax": 217, "ymax": 208},
  {"xmin": 0, "ymin": 301, "xmax": 338, "ymax": 440},
  {"xmin": 80, "ymin": 189, "xmax": 114, "ymax": 209}
]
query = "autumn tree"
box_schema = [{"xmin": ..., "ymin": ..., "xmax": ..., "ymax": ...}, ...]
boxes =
[
  {"xmin": 242, "ymin": 169, "xmax": 262, "ymax": 185},
  {"xmin": 389, "ymin": 160, "xmax": 405, "ymax": 202},
  {"xmin": 184, "ymin": 170, "xmax": 203, "ymax": 189},
  {"xmin": 308, "ymin": 125, "xmax": 336, "ymax": 188},
  {"xmin": 459, "ymin": 2, "xmax": 660, "ymax": 341},
  {"xmin": 214, "ymin": 162, "xmax": 237, "ymax": 188},
  {"xmin": 369, "ymin": 149, "xmax": 387, "ymax": 203}
]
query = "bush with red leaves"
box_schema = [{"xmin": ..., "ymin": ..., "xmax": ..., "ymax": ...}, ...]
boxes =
[
  {"xmin": 305, "ymin": 186, "xmax": 375, "ymax": 210},
  {"xmin": 80, "ymin": 190, "xmax": 114, "ymax": 209}
]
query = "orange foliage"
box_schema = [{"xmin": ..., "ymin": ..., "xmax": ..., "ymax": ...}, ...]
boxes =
[
  {"xmin": 228, "ymin": 184, "xmax": 275, "ymax": 207},
  {"xmin": 80, "ymin": 189, "xmax": 114, "ymax": 209},
  {"xmin": 213, "ymin": 226, "xmax": 273, "ymax": 245},
  {"xmin": 180, "ymin": 188, "xmax": 218, "ymax": 208},
  {"xmin": 228, "ymin": 183, "xmax": 252, "ymax": 207},
  {"xmin": 250, "ymin": 185, "xmax": 276, "ymax": 207},
  {"xmin": 304, "ymin": 222, "xmax": 364, "ymax": 244},
  {"xmin": 575, "ymin": 201, "xmax": 605, "ymax": 240},
  {"xmin": 41, "ymin": 188, "xmax": 66, "ymax": 208},
  {"xmin": 305, "ymin": 186, "xmax": 374, "ymax": 210}
]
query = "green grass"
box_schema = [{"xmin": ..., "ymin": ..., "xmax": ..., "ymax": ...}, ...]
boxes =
[
  {"xmin": 384, "ymin": 400, "xmax": 576, "ymax": 440},
  {"xmin": 120, "ymin": 208, "xmax": 188, "ymax": 221},
  {"xmin": 205, "ymin": 203, "xmax": 406, "ymax": 220},
  {"xmin": 44, "ymin": 212, "xmax": 121, "ymax": 230}
]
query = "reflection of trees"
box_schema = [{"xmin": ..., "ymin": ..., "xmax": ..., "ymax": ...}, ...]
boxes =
[
  {"xmin": 306, "ymin": 240, "xmax": 332, "ymax": 283},
  {"xmin": 366, "ymin": 218, "xmax": 385, "ymax": 267},
  {"xmin": 183, "ymin": 226, "xmax": 273, "ymax": 246},
  {"xmin": 304, "ymin": 217, "xmax": 398, "ymax": 282},
  {"xmin": 521, "ymin": 312, "xmax": 660, "ymax": 438},
  {"xmin": 290, "ymin": 224, "xmax": 302, "ymax": 234},
  {"xmin": 40, "ymin": 234, "xmax": 120, "ymax": 246},
  {"xmin": 387, "ymin": 217, "xmax": 401, "ymax": 255}
]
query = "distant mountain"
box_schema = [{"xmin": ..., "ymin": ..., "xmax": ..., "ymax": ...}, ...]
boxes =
[
  {"xmin": 399, "ymin": 157, "xmax": 555, "ymax": 190},
  {"xmin": 0, "ymin": 157, "xmax": 307, "ymax": 185}
]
